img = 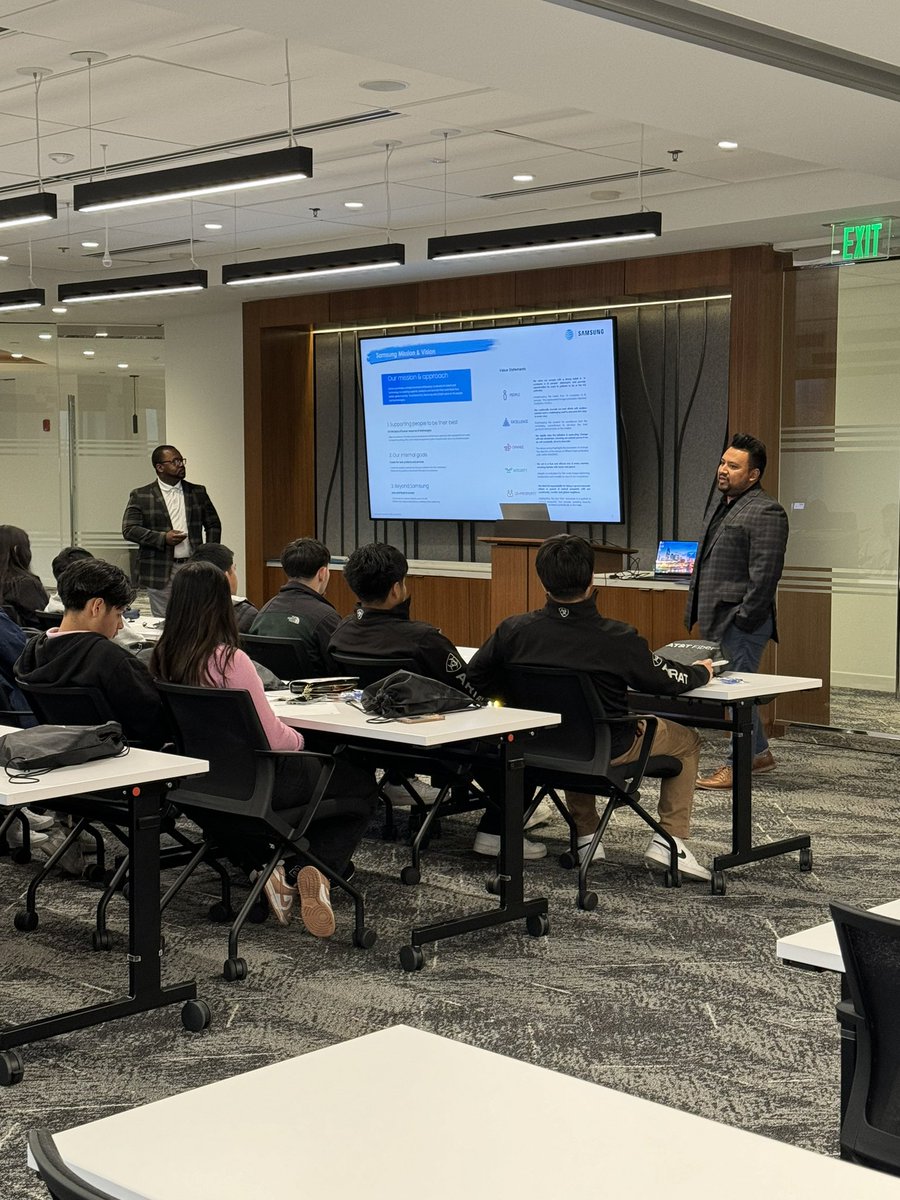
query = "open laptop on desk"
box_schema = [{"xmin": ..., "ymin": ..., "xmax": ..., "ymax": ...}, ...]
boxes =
[{"xmin": 653, "ymin": 540, "xmax": 698, "ymax": 580}]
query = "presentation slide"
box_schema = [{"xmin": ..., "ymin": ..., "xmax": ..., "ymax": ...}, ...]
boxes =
[{"xmin": 359, "ymin": 319, "xmax": 621, "ymax": 522}]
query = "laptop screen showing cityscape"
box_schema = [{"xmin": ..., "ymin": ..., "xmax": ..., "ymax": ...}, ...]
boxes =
[{"xmin": 653, "ymin": 540, "xmax": 699, "ymax": 577}]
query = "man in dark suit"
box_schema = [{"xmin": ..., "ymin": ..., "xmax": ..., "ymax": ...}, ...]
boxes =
[
  {"xmin": 685, "ymin": 433, "xmax": 788, "ymax": 787},
  {"xmin": 122, "ymin": 445, "xmax": 221, "ymax": 616}
]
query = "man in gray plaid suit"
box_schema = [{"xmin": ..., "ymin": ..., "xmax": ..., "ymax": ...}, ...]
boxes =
[
  {"xmin": 122, "ymin": 445, "xmax": 221, "ymax": 616},
  {"xmin": 685, "ymin": 433, "xmax": 788, "ymax": 789}
]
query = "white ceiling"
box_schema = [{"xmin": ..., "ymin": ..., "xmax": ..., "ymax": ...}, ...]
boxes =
[{"xmin": 0, "ymin": 0, "xmax": 896, "ymax": 323}]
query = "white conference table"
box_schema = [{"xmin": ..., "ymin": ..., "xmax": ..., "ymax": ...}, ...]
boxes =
[
  {"xmin": 631, "ymin": 671, "xmax": 822, "ymax": 891},
  {"xmin": 38, "ymin": 1024, "xmax": 900, "ymax": 1200},
  {"xmin": 269, "ymin": 693, "xmax": 560, "ymax": 970},
  {"xmin": 776, "ymin": 899, "xmax": 900, "ymax": 1123},
  {"xmin": 0, "ymin": 723, "xmax": 208, "ymax": 1086}
]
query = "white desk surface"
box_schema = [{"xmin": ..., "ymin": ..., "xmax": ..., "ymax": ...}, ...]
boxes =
[
  {"xmin": 45, "ymin": 1025, "xmax": 900, "ymax": 1200},
  {"xmin": 681, "ymin": 671, "xmax": 822, "ymax": 702},
  {"xmin": 269, "ymin": 694, "xmax": 559, "ymax": 747},
  {"xmin": 0, "ymin": 725, "xmax": 207, "ymax": 807},
  {"xmin": 776, "ymin": 900, "xmax": 900, "ymax": 974}
]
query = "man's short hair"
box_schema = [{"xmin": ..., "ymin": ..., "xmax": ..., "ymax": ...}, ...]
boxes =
[
  {"xmin": 535, "ymin": 535, "xmax": 594, "ymax": 601},
  {"xmin": 728, "ymin": 433, "xmax": 767, "ymax": 478},
  {"xmin": 281, "ymin": 538, "xmax": 330, "ymax": 580},
  {"xmin": 343, "ymin": 543, "xmax": 407, "ymax": 603},
  {"xmin": 51, "ymin": 546, "xmax": 93, "ymax": 584},
  {"xmin": 191, "ymin": 543, "xmax": 234, "ymax": 572},
  {"xmin": 58, "ymin": 559, "xmax": 135, "ymax": 612},
  {"xmin": 151, "ymin": 444, "xmax": 178, "ymax": 468}
]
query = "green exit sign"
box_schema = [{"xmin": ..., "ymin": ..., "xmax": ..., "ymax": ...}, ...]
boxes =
[{"xmin": 831, "ymin": 219, "xmax": 893, "ymax": 262}]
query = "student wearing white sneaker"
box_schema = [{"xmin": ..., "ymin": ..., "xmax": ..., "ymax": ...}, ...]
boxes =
[{"xmin": 468, "ymin": 534, "xmax": 714, "ymax": 882}]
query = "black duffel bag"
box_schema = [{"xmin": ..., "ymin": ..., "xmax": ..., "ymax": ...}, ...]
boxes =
[
  {"xmin": 0, "ymin": 722, "xmax": 128, "ymax": 781},
  {"xmin": 358, "ymin": 671, "xmax": 480, "ymax": 720}
]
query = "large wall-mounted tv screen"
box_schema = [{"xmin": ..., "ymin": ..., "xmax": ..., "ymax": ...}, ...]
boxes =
[{"xmin": 359, "ymin": 317, "xmax": 622, "ymax": 523}]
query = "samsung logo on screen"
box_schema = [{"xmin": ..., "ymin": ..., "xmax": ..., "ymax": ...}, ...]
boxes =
[{"xmin": 577, "ymin": 328, "xmax": 605, "ymax": 336}]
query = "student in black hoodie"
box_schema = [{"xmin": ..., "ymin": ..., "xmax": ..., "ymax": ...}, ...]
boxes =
[{"xmin": 15, "ymin": 558, "xmax": 168, "ymax": 749}]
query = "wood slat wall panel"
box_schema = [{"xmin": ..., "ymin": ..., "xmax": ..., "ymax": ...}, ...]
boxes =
[
  {"xmin": 624, "ymin": 250, "xmax": 732, "ymax": 294},
  {"xmin": 514, "ymin": 261, "xmax": 625, "ymax": 308},
  {"xmin": 417, "ymin": 273, "xmax": 516, "ymax": 316},
  {"xmin": 329, "ymin": 284, "xmax": 420, "ymax": 325}
]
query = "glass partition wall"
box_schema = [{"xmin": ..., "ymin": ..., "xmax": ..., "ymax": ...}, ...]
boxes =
[
  {"xmin": 781, "ymin": 260, "xmax": 900, "ymax": 734},
  {"xmin": 0, "ymin": 320, "xmax": 165, "ymax": 586}
]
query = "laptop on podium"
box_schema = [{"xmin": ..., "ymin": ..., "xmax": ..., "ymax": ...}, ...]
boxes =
[{"xmin": 653, "ymin": 540, "xmax": 699, "ymax": 580}]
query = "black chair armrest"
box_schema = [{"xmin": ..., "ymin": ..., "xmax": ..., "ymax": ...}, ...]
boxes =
[
  {"xmin": 254, "ymin": 748, "xmax": 336, "ymax": 841},
  {"xmin": 836, "ymin": 998, "xmax": 863, "ymax": 1030},
  {"xmin": 590, "ymin": 712, "xmax": 658, "ymax": 794}
]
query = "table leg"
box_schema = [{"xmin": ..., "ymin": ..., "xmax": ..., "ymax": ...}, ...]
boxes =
[
  {"xmin": 0, "ymin": 782, "xmax": 199, "ymax": 1082},
  {"xmin": 400, "ymin": 734, "xmax": 548, "ymax": 970}
]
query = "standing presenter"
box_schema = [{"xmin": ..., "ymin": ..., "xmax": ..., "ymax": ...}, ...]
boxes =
[{"xmin": 122, "ymin": 444, "xmax": 221, "ymax": 616}]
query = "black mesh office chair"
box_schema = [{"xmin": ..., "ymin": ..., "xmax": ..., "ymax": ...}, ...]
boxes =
[
  {"xmin": 831, "ymin": 901, "xmax": 900, "ymax": 1175},
  {"xmin": 14, "ymin": 681, "xmax": 231, "ymax": 948},
  {"xmin": 158, "ymin": 681, "xmax": 376, "ymax": 979},
  {"xmin": 28, "ymin": 1128, "xmax": 117, "ymax": 1200},
  {"xmin": 501, "ymin": 665, "xmax": 684, "ymax": 909},
  {"xmin": 0, "ymin": 676, "xmax": 40, "ymax": 863},
  {"xmin": 238, "ymin": 634, "xmax": 316, "ymax": 681}
]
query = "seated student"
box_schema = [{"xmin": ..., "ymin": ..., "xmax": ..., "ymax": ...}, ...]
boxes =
[
  {"xmin": 328, "ymin": 542, "xmax": 546, "ymax": 860},
  {"xmin": 191, "ymin": 543, "xmax": 258, "ymax": 632},
  {"xmin": 44, "ymin": 546, "xmax": 94, "ymax": 614},
  {"xmin": 151, "ymin": 561, "xmax": 376, "ymax": 936},
  {"xmin": 249, "ymin": 538, "xmax": 339, "ymax": 673},
  {"xmin": 0, "ymin": 606, "xmax": 52, "ymax": 850},
  {"xmin": 0, "ymin": 525, "xmax": 49, "ymax": 626},
  {"xmin": 15, "ymin": 558, "xmax": 169, "ymax": 750},
  {"xmin": 467, "ymin": 533, "xmax": 714, "ymax": 881}
]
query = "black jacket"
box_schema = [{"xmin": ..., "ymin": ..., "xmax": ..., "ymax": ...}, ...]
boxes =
[
  {"xmin": 1, "ymin": 572, "xmax": 49, "ymax": 627},
  {"xmin": 468, "ymin": 595, "xmax": 709, "ymax": 756},
  {"xmin": 327, "ymin": 599, "xmax": 481, "ymax": 701},
  {"xmin": 15, "ymin": 631, "xmax": 169, "ymax": 749},
  {"xmin": 250, "ymin": 581, "xmax": 340, "ymax": 674}
]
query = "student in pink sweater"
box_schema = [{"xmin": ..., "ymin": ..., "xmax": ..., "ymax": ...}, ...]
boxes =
[{"xmin": 151, "ymin": 561, "xmax": 375, "ymax": 937}]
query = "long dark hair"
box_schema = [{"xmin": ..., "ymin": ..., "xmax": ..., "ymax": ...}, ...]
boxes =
[
  {"xmin": 151, "ymin": 560, "xmax": 239, "ymax": 686},
  {"xmin": 0, "ymin": 525, "xmax": 37, "ymax": 595}
]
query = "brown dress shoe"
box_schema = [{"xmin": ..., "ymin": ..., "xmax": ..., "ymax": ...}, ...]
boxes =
[
  {"xmin": 752, "ymin": 749, "xmax": 776, "ymax": 773},
  {"xmin": 696, "ymin": 764, "xmax": 732, "ymax": 789}
]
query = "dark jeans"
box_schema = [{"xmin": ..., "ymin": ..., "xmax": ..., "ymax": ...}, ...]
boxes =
[
  {"xmin": 272, "ymin": 754, "xmax": 376, "ymax": 875},
  {"xmin": 721, "ymin": 616, "xmax": 773, "ymax": 757}
]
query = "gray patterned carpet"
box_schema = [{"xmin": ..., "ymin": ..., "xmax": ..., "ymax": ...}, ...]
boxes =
[{"xmin": 3, "ymin": 729, "xmax": 899, "ymax": 1197}]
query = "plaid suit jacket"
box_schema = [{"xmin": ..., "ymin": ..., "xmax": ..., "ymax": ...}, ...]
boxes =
[
  {"xmin": 685, "ymin": 485, "xmax": 788, "ymax": 642},
  {"xmin": 122, "ymin": 480, "xmax": 222, "ymax": 590}
]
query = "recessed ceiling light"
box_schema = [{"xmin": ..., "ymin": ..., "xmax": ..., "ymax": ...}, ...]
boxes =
[
  {"xmin": 10, "ymin": 352, "xmax": 23, "ymax": 359},
  {"xmin": 117, "ymin": 362, "xmax": 129, "ymax": 368},
  {"xmin": 81, "ymin": 240, "xmax": 100, "ymax": 248},
  {"xmin": 51, "ymin": 306, "xmax": 67, "ymax": 314},
  {"xmin": 82, "ymin": 349, "xmax": 95, "ymax": 357},
  {"xmin": 512, "ymin": 174, "xmax": 534, "ymax": 183},
  {"xmin": 344, "ymin": 201, "xmax": 364, "ymax": 209},
  {"xmin": 360, "ymin": 79, "xmax": 408, "ymax": 92},
  {"xmin": 0, "ymin": 255, "xmax": 8, "ymax": 262},
  {"xmin": 203, "ymin": 222, "xmax": 223, "ymax": 230},
  {"xmin": 48, "ymin": 151, "xmax": 75, "ymax": 165},
  {"xmin": 717, "ymin": 140, "xmax": 739, "ymax": 150},
  {"xmin": 95, "ymin": 330, "xmax": 108, "ymax": 337},
  {"xmin": 38, "ymin": 332, "xmax": 52, "ymax": 340},
  {"xmin": 590, "ymin": 189, "xmax": 622, "ymax": 202}
]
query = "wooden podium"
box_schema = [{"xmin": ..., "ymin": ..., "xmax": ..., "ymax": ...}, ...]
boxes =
[{"xmin": 479, "ymin": 538, "xmax": 633, "ymax": 628}]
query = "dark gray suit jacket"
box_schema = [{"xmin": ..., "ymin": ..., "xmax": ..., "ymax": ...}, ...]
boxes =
[
  {"xmin": 122, "ymin": 479, "xmax": 221, "ymax": 589},
  {"xmin": 685, "ymin": 485, "xmax": 788, "ymax": 642}
]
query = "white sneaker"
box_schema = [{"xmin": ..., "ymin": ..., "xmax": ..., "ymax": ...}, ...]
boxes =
[
  {"xmin": 524, "ymin": 796, "xmax": 555, "ymax": 830},
  {"xmin": 644, "ymin": 832, "xmax": 711, "ymax": 882},
  {"xmin": 577, "ymin": 834, "xmax": 606, "ymax": 865},
  {"xmin": 22, "ymin": 807, "xmax": 55, "ymax": 831},
  {"xmin": 473, "ymin": 832, "xmax": 547, "ymax": 860},
  {"xmin": 6, "ymin": 824, "xmax": 49, "ymax": 849}
]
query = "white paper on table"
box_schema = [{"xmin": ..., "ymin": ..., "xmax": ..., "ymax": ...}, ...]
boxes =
[{"xmin": 274, "ymin": 700, "xmax": 342, "ymax": 715}]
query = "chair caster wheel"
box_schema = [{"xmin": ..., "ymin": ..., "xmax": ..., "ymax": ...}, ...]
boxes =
[
  {"xmin": 486, "ymin": 875, "xmax": 501, "ymax": 896},
  {"xmin": 223, "ymin": 956, "xmax": 247, "ymax": 982},
  {"xmin": 181, "ymin": 999, "xmax": 211, "ymax": 1032},
  {"xmin": 248, "ymin": 900, "xmax": 269, "ymax": 924},
  {"xmin": 663, "ymin": 869, "xmax": 682, "ymax": 889},
  {"xmin": 399, "ymin": 945, "xmax": 425, "ymax": 972},
  {"xmin": 13, "ymin": 910, "xmax": 38, "ymax": 932},
  {"xmin": 526, "ymin": 913, "xmax": 550, "ymax": 937},
  {"xmin": 353, "ymin": 927, "xmax": 377, "ymax": 949},
  {"xmin": 11, "ymin": 848, "xmax": 31, "ymax": 865},
  {"xmin": 92, "ymin": 930, "xmax": 112, "ymax": 951},
  {"xmin": 121, "ymin": 883, "xmax": 131, "ymax": 901},
  {"xmin": 577, "ymin": 891, "xmax": 598, "ymax": 912},
  {"xmin": 400, "ymin": 865, "xmax": 420, "ymax": 886},
  {"xmin": 799, "ymin": 847, "xmax": 813, "ymax": 873},
  {"xmin": 0, "ymin": 1049, "xmax": 24, "ymax": 1086},
  {"xmin": 558, "ymin": 851, "xmax": 577, "ymax": 870},
  {"xmin": 710, "ymin": 870, "xmax": 727, "ymax": 896},
  {"xmin": 81, "ymin": 862, "xmax": 107, "ymax": 883},
  {"xmin": 208, "ymin": 902, "xmax": 234, "ymax": 923}
]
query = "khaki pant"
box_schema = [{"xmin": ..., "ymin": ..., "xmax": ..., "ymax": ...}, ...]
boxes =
[{"xmin": 565, "ymin": 717, "xmax": 701, "ymax": 840}]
